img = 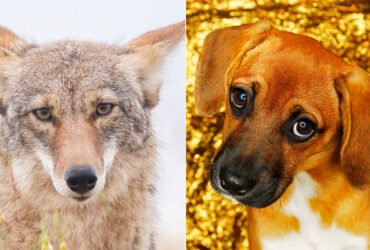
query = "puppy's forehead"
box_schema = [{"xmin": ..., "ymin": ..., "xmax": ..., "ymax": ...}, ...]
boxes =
[{"xmin": 233, "ymin": 30, "xmax": 348, "ymax": 110}]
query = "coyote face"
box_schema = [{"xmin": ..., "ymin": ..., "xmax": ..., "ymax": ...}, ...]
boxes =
[{"xmin": 0, "ymin": 24, "xmax": 183, "ymax": 203}]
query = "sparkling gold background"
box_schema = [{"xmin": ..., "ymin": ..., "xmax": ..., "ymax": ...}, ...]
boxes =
[{"xmin": 186, "ymin": 0, "xmax": 369, "ymax": 249}]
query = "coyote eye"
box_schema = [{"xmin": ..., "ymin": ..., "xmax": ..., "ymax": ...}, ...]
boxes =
[
  {"xmin": 96, "ymin": 103, "xmax": 114, "ymax": 117},
  {"xmin": 33, "ymin": 108, "xmax": 52, "ymax": 121}
]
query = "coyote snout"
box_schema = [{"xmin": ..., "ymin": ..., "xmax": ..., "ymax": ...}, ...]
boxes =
[{"xmin": 38, "ymin": 119, "xmax": 112, "ymax": 201}]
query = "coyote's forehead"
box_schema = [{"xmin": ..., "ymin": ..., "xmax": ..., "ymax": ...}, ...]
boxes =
[{"xmin": 11, "ymin": 41, "xmax": 142, "ymax": 110}]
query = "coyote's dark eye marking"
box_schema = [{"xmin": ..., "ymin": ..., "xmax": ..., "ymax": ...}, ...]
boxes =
[
  {"xmin": 96, "ymin": 103, "xmax": 114, "ymax": 117},
  {"xmin": 33, "ymin": 107, "xmax": 52, "ymax": 122}
]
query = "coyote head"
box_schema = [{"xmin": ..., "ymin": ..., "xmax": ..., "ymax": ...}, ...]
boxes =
[{"xmin": 0, "ymin": 23, "xmax": 183, "ymax": 202}]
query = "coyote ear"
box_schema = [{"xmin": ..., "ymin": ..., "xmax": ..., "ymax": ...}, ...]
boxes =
[
  {"xmin": 195, "ymin": 20, "xmax": 272, "ymax": 116},
  {"xmin": 120, "ymin": 21, "xmax": 185, "ymax": 109},
  {"xmin": 335, "ymin": 67, "xmax": 370, "ymax": 189},
  {"xmin": 0, "ymin": 26, "xmax": 30, "ymax": 57},
  {"xmin": 0, "ymin": 26, "xmax": 30, "ymax": 110}
]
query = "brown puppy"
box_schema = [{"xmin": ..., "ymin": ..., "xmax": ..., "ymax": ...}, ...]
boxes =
[{"xmin": 195, "ymin": 20, "xmax": 369, "ymax": 250}]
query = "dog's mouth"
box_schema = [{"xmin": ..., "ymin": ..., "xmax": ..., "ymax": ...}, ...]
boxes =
[
  {"xmin": 231, "ymin": 178, "xmax": 288, "ymax": 208},
  {"xmin": 213, "ymin": 176, "xmax": 289, "ymax": 208},
  {"xmin": 211, "ymin": 162, "xmax": 292, "ymax": 208}
]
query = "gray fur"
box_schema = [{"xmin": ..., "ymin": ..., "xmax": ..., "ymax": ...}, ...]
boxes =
[{"xmin": 0, "ymin": 22, "xmax": 184, "ymax": 249}]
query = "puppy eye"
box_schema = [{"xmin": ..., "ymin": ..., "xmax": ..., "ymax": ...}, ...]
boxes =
[
  {"xmin": 290, "ymin": 118, "xmax": 316, "ymax": 141},
  {"xmin": 230, "ymin": 88, "xmax": 248, "ymax": 109},
  {"xmin": 96, "ymin": 103, "xmax": 114, "ymax": 116},
  {"xmin": 33, "ymin": 108, "xmax": 52, "ymax": 122}
]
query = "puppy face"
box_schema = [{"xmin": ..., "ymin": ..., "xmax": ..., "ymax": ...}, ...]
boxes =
[
  {"xmin": 196, "ymin": 21, "xmax": 369, "ymax": 208},
  {"xmin": 213, "ymin": 36, "xmax": 345, "ymax": 207}
]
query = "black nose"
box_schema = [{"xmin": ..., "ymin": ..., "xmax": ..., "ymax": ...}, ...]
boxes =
[
  {"xmin": 219, "ymin": 167, "xmax": 257, "ymax": 196},
  {"xmin": 65, "ymin": 166, "xmax": 97, "ymax": 195}
]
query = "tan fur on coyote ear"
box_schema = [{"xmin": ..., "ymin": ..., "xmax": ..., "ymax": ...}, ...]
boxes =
[
  {"xmin": 335, "ymin": 67, "xmax": 370, "ymax": 189},
  {"xmin": 120, "ymin": 21, "xmax": 185, "ymax": 109},
  {"xmin": 0, "ymin": 26, "xmax": 31, "ymax": 111},
  {"xmin": 194, "ymin": 20, "xmax": 272, "ymax": 116},
  {"xmin": 0, "ymin": 26, "xmax": 31, "ymax": 57}
]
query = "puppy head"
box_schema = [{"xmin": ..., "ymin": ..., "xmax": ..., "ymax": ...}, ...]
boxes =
[
  {"xmin": 195, "ymin": 20, "xmax": 362, "ymax": 207},
  {"xmin": 0, "ymin": 22, "xmax": 184, "ymax": 203}
]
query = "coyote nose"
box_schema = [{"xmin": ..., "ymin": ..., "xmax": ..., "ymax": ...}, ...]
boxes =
[
  {"xmin": 65, "ymin": 166, "xmax": 97, "ymax": 194},
  {"xmin": 219, "ymin": 167, "xmax": 257, "ymax": 196}
]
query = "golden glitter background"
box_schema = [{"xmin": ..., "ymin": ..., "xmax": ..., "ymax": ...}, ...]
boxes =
[{"xmin": 186, "ymin": 0, "xmax": 369, "ymax": 249}]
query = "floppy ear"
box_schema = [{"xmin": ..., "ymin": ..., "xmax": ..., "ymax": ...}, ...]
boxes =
[
  {"xmin": 335, "ymin": 67, "xmax": 370, "ymax": 189},
  {"xmin": 194, "ymin": 20, "xmax": 272, "ymax": 116},
  {"xmin": 120, "ymin": 21, "xmax": 184, "ymax": 109}
]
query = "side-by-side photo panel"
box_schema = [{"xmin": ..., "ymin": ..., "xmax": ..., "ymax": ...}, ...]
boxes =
[
  {"xmin": 0, "ymin": 0, "xmax": 369, "ymax": 249},
  {"xmin": 187, "ymin": 0, "xmax": 369, "ymax": 249}
]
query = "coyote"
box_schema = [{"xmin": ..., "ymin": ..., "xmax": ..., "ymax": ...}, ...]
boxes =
[{"xmin": 0, "ymin": 22, "xmax": 183, "ymax": 249}]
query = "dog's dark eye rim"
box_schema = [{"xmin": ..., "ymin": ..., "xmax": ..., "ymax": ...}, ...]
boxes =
[
  {"xmin": 287, "ymin": 117, "xmax": 317, "ymax": 143},
  {"xmin": 230, "ymin": 87, "xmax": 248, "ymax": 109},
  {"xmin": 229, "ymin": 85, "xmax": 255, "ymax": 117},
  {"xmin": 32, "ymin": 107, "xmax": 52, "ymax": 122},
  {"xmin": 96, "ymin": 103, "xmax": 115, "ymax": 117}
]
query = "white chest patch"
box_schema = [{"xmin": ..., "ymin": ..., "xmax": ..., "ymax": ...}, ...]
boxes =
[{"xmin": 261, "ymin": 173, "xmax": 368, "ymax": 250}]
